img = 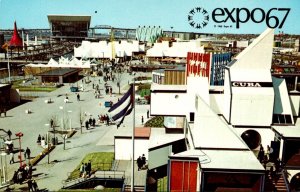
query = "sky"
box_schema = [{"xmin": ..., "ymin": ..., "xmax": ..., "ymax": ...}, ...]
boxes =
[{"xmin": 0, "ymin": 0, "xmax": 299, "ymax": 34}]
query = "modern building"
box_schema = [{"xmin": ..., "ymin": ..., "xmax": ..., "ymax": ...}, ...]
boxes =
[
  {"xmin": 148, "ymin": 28, "xmax": 300, "ymax": 191},
  {"xmin": 36, "ymin": 68, "xmax": 80, "ymax": 84},
  {"xmin": 47, "ymin": 15, "xmax": 91, "ymax": 41}
]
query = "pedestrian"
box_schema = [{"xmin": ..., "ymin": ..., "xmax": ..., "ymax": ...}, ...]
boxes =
[
  {"xmin": 92, "ymin": 118, "xmax": 96, "ymax": 127},
  {"xmin": 80, "ymin": 162, "xmax": 84, "ymax": 177},
  {"xmin": 25, "ymin": 147, "xmax": 31, "ymax": 159},
  {"xmin": 258, "ymin": 144, "xmax": 264, "ymax": 162},
  {"xmin": 10, "ymin": 153, "xmax": 14, "ymax": 164},
  {"xmin": 12, "ymin": 171, "xmax": 18, "ymax": 184},
  {"xmin": 106, "ymin": 115, "xmax": 110, "ymax": 126},
  {"xmin": 147, "ymin": 110, "xmax": 149, "ymax": 119},
  {"xmin": 37, "ymin": 134, "xmax": 41, "ymax": 144},
  {"xmin": 137, "ymin": 156, "xmax": 143, "ymax": 171},
  {"xmin": 27, "ymin": 179, "xmax": 33, "ymax": 192},
  {"xmin": 89, "ymin": 117, "xmax": 93, "ymax": 125},
  {"xmin": 142, "ymin": 154, "xmax": 146, "ymax": 167},
  {"xmin": 85, "ymin": 121, "xmax": 89, "ymax": 130},
  {"xmin": 7, "ymin": 129, "xmax": 12, "ymax": 140},
  {"xmin": 83, "ymin": 163, "xmax": 88, "ymax": 178},
  {"xmin": 141, "ymin": 116, "xmax": 144, "ymax": 124},
  {"xmin": 77, "ymin": 93, "xmax": 80, "ymax": 101},
  {"xmin": 87, "ymin": 160, "xmax": 92, "ymax": 177},
  {"xmin": 32, "ymin": 180, "xmax": 38, "ymax": 191},
  {"xmin": 50, "ymin": 119, "xmax": 54, "ymax": 128}
]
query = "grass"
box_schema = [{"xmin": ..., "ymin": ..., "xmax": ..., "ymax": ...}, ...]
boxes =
[
  {"xmin": 145, "ymin": 116, "xmax": 164, "ymax": 127},
  {"xmin": 13, "ymin": 86, "xmax": 57, "ymax": 92},
  {"xmin": 157, "ymin": 176, "xmax": 168, "ymax": 192},
  {"xmin": 58, "ymin": 188, "xmax": 121, "ymax": 192},
  {"xmin": 68, "ymin": 152, "xmax": 114, "ymax": 180}
]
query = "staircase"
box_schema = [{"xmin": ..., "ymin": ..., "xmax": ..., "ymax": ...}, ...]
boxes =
[
  {"xmin": 123, "ymin": 185, "xmax": 145, "ymax": 192},
  {"xmin": 265, "ymin": 173, "xmax": 289, "ymax": 192}
]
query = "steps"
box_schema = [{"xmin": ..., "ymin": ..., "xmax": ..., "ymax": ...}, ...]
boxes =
[
  {"xmin": 265, "ymin": 173, "xmax": 288, "ymax": 192},
  {"xmin": 124, "ymin": 185, "xmax": 145, "ymax": 192}
]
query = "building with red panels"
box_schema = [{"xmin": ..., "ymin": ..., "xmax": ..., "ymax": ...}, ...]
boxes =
[{"xmin": 149, "ymin": 28, "xmax": 300, "ymax": 191}]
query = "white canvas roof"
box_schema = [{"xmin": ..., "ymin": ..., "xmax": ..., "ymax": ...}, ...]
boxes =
[
  {"xmin": 149, "ymin": 128, "xmax": 184, "ymax": 149},
  {"xmin": 230, "ymin": 69, "xmax": 272, "ymax": 82},
  {"xmin": 272, "ymin": 121, "xmax": 300, "ymax": 138},
  {"xmin": 192, "ymin": 95, "xmax": 248, "ymax": 150},
  {"xmin": 200, "ymin": 150, "xmax": 265, "ymax": 171},
  {"xmin": 230, "ymin": 28, "xmax": 274, "ymax": 70},
  {"xmin": 170, "ymin": 149, "xmax": 211, "ymax": 164}
]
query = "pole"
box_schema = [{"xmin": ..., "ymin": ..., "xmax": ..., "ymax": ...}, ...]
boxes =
[
  {"xmin": 47, "ymin": 131, "xmax": 50, "ymax": 164},
  {"xmin": 131, "ymin": 80, "xmax": 135, "ymax": 192},
  {"xmin": 18, "ymin": 136, "xmax": 22, "ymax": 167},
  {"xmin": 7, "ymin": 51, "xmax": 11, "ymax": 83}
]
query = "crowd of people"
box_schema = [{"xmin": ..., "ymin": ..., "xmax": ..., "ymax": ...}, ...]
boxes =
[
  {"xmin": 79, "ymin": 160, "xmax": 92, "ymax": 178},
  {"xmin": 137, "ymin": 154, "xmax": 147, "ymax": 171}
]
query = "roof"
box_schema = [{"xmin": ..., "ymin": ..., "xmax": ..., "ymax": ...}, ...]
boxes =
[
  {"xmin": 135, "ymin": 127, "xmax": 151, "ymax": 138},
  {"xmin": 151, "ymin": 84, "xmax": 186, "ymax": 91},
  {"xmin": 272, "ymin": 121, "xmax": 300, "ymax": 138},
  {"xmin": 0, "ymin": 84, "xmax": 11, "ymax": 89},
  {"xmin": 9, "ymin": 21, "xmax": 22, "ymax": 47},
  {"xmin": 191, "ymin": 95, "xmax": 249, "ymax": 150},
  {"xmin": 114, "ymin": 127, "xmax": 151, "ymax": 139},
  {"xmin": 199, "ymin": 149, "xmax": 265, "ymax": 171},
  {"xmin": 37, "ymin": 68, "xmax": 79, "ymax": 76},
  {"xmin": 47, "ymin": 15, "xmax": 91, "ymax": 22},
  {"xmin": 148, "ymin": 128, "xmax": 185, "ymax": 149}
]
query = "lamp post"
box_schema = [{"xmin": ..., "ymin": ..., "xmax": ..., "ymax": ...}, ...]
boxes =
[
  {"xmin": 15, "ymin": 132, "xmax": 24, "ymax": 168},
  {"xmin": 67, "ymin": 110, "xmax": 72, "ymax": 131},
  {"xmin": 45, "ymin": 123, "xmax": 51, "ymax": 164}
]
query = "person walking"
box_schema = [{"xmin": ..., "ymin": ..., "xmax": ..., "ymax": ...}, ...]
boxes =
[
  {"xmin": 141, "ymin": 116, "xmax": 144, "ymax": 124},
  {"xmin": 25, "ymin": 147, "xmax": 31, "ymax": 159},
  {"xmin": 137, "ymin": 156, "xmax": 143, "ymax": 171},
  {"xmin": 27, "ymin": 179, "xmax": 33, "ymax": 191},
  {"xmin": 7, "ymin": 129, "xmax": 12, "ymax": 140},
  {"xmin": 142, "ymin": 154, "xmax": 146, "ymax": 167},
  {"xmin": 10, "ymin": 153, "xmax": 14, "ymax": 164},
  {"xmin": 147, "ymin": 110, "xmax": 149, "ymax": 119},
  {"xmin": 80, "ymin": 162, "xmax": 84, "ymax": 177},
  {"xmin": 77, "ymin": 93, "xmax": 80, "ymax": 101},
  {"xmin": 87, "ymin": 160, "xmax": 92, "ymax": 177},
  {"xmin": 32, "ymin": 180, "xmax": 38, "ymax": 191}
]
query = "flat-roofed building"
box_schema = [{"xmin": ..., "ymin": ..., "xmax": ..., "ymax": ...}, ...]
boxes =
[{"xmin": 48, "ymin": 15, "xmax": 91, "ymax": 41}]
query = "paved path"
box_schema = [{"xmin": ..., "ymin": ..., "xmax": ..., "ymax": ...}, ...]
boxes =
[{"xmin": 0, "ymin": 72, "xmax": 151, "ymax": 191}]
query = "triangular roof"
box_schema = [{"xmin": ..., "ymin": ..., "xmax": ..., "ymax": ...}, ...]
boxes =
[
  {"xmin": 229, "ymin": 28, "xmax": 274, "ymax": 70},
  {"xmin": 9, "ymin": 21, "xmax": 23, "ymax": 47}
]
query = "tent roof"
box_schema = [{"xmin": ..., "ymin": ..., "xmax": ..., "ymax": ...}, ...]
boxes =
[{"xmin": 9, "ymin": 21, "xmax": 23, "ymax": 47}]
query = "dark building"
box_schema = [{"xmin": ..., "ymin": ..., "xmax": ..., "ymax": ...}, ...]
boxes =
[
  {"xmin": 36, "ymin": 68, "xmax": 80, "ymax": 84},
  {"xmin": 47, "ymin": 15, "xmax": 91, "ymax": 41}
]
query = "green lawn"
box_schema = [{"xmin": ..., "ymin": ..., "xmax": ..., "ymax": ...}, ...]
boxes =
[
  {"xmin": 157, "ymin": 176, "xmax": 168, "ymax": 192},
  {"xmin": 13, "ymin": 86, "xmax": 57, "ymax": 92},
  {"xmin": 68, "ymin": 152, "xmax": 114, "ymax": 180},
  {"xmin": 58, "ymin": 189, "xmax": 121, "ymax": 192}
]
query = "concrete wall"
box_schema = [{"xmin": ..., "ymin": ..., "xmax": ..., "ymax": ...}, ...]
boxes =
[
  {"xmin": 151, "ymin": 92, "xmax": 188, "ymax": 116},
  {"xmin": 115, "ymin": 138, "xmax": 149, "ymax": 160}
]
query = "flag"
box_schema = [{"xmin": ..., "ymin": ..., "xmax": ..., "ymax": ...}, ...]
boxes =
[{"xmin": 109, "ymin": 84, "xmax": 134, "ymax": 128}]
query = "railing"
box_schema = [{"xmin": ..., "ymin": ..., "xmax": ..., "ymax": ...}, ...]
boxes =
[{"xmin": 282, "ymin": 169, "xmax": 291, "ymax": 192}]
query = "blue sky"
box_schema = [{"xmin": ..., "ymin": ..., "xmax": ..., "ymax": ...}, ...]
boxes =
[{"xmin": 0, "ymin": 0, "xmax": 299, "ymax": 34}]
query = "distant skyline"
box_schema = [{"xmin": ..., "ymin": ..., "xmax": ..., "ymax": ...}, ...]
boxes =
[{"xmin": 0, "ymin": 0, "xmax": 299, "ymax": 34}]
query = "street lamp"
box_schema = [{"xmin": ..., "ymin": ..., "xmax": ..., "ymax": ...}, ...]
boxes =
[
  {"xmin": 67, "ymin": 110, "xmax": 72, "ymax": 131},
  {"xmin": 15, "ymin": 132, "xmax": 24, "ymax": 168}
]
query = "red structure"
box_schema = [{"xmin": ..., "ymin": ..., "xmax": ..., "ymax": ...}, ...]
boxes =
[
  {"xmin": 15, "ymin": 132, "xmax": 24, "ymax": 167},
  {"xmin": 9, "ymin": 21, "xmax": 23, "ymax": 47},
  {"xmin": 169, "ymin": 159, "xmax": 198, "ymax": 191},
  {"xmin": 186, "ymin": 52, "xmax": 211, "ymax": 78}
]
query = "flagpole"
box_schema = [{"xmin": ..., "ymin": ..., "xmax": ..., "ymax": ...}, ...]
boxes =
[
  {"xmin": 131, "ymin": 79, "xmax": 135, "ymax": 192},
  {"xmin": 7, "ymin": 50, "xmax": 11, "ymax": 83}
]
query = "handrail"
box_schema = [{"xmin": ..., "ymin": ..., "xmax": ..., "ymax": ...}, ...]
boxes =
[{"xmin": 281, "ymin": 169, "xmax": 290, "ymax": 192}]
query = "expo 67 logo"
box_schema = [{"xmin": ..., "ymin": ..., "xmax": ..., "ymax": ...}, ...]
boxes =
[
  {"xmin": 188, "ymin": 7, "xmax": 209, "ymax": 29},
  {"xmin": 188, "ymin": 7, "xmax": 290, "ymax": 29}
]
